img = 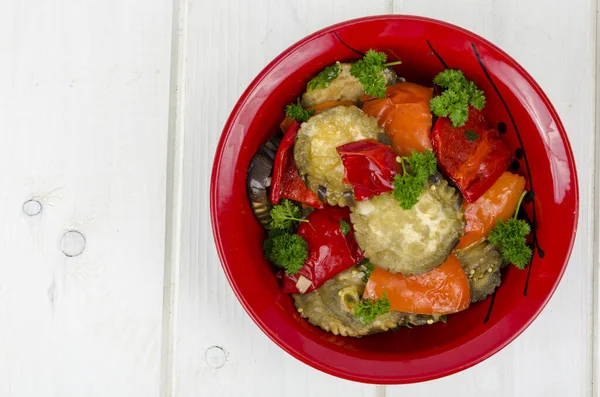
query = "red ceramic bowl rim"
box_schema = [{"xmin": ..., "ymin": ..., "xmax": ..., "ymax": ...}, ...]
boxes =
[{"xmin": 211, "ymin": 15, "xmax": 579, "ymax": 383}]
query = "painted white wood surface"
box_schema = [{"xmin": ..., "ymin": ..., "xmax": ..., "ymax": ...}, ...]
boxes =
[
  {"xmin": 175, "ymin": 0, "xmax": 596, "ymax": 397},
  {"xmin": 0, "ymin": 1, "xmax": 173, "ymax": 396}
]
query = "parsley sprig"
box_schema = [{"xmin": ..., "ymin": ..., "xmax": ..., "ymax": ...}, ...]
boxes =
[
  {"xmin": 354, "ymin": 293, "xmax": 391, "ymax": 324},
  {"xmin": 263, "ymin": 200, "xmax": 309, "ymax": 275},
  {"xmin": 285, "ymin": 100, "xmax": 315, "ymax": 122},
  {"xmin": 307, "ymin": 62, "xmax": 341, "ymax": 91},
  {"xmin": 487, "ymin": 191, "xmax": 533, "ymax": 269},
  {"xmin": 358, "ymin": 259, "xmax": 375, "ymax": 283},
  {"xmin": 430, "ymin": 69, "xmax": 486, "ymax": 127},
  {"xmin": 270, "ymin": 199, "xmax": 308, "ymax": 231},
  {"xmin": 392, "ymin": 150, "xmax": 438, "ymax": 210},
  {"xmin": 350, "ymin": 49, "xmax": 401, "ymax": 98}
]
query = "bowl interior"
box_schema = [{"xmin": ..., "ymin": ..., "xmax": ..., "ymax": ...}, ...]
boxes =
[{"xmin": 211, "ymin": 16, "xmax": 578, "ymax": 384}]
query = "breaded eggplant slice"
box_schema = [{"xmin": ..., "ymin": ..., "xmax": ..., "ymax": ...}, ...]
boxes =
[
  {"xmin": 301, "ymin": 62, "xmax": 397, "ymax": 108},
  {"xmin": 456, "ymin": 241, "xmax": 503, "ymax": 303},
  {"xmin": 293, "ymin": 268, "xmax": 403, "ymax": 337},
  {"xmin": 350, "ymin": 178, "xmax": 464, "ymax": 276},
  {"xmin": 294, "ymin": 105, "xmax": 385, "ymax": 207}
]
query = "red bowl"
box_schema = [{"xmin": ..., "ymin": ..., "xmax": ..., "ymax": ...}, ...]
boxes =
[{"xmin": 211, "ymin": 15, "xmax": 579, "ymax": 384}]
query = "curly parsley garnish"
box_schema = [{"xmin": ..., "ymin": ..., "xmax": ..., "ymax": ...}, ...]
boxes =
[
  {"xmin": 263, "ymin": 230, "xmax": 308, "ymax": 275},
  {"xmin": 354, "ymin": 293, "xmax": 391, "ymax": 324},
  {"xmin": 350, "ymin": 49, "xmax": 401, "ymax": 98},
  {"xmin": 392, "ymin": 150, "xmax": 438, "ymax": 210},
  {"xmin": 285, "ymin": 100, "xmax": 315, "ymax": 122},
  {"xmin": 430, "ymin": 69, "xmax": 486, "ymax": 127},
  {"xmin": 270, "ymin": 200, "xmax": 308, "ymax": 231},
  {"xmin": 487, "ymin": 191, "xmax": 533, "ymax": 269},
  {"xmin": 307, "ymin": 62, "xmax": 341, "ymax": 91}
]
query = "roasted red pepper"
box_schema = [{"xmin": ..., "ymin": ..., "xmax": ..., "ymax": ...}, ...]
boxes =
[
  {"xmin": 270, "ymin": 121, "xmax": 324, "ymax": 209},
  {"xmin": 431, "ymin": 107, "xmax": 512, "ymax": 203},
  {"xmin": 336, "ymin": 139, "xmax": 401, "ymax": 201},
  {"xmin": 281, "ymin": 207, "xmax": 363, "ymax": 294}
]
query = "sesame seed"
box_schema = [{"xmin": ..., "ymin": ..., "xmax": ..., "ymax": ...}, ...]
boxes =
[
  {"xmin": 427, "ymin": 319, "xmax": 434, "ymax": 325},
  {"xmin": 396, "ymin": 156, "xmax": 402, "ymax": 163},
  {"xmin": 298, "ymin": 308, "xmax": 303, "ymax": 313},
  {"xmin": 488, "ymin": 267, "xmax": 493, "ymax": 273},
  {"xmin": 469, "ymin": 269, "xmax": 475, "ymax": 275}
]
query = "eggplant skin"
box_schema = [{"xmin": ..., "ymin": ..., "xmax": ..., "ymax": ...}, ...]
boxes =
[
  {"xmin": 294, "ymin": 105, "xmax": 385, "ymax": 207},
  {"xmin": 293, "ymin": 267, "xmax": 444, "ymax": 337},
  {"xmin": 455, "ymin": 241, "xmax": 503, "ymax": 303},
  {"xmin": 293, "ymin": 268, "xmax": 404, "ymax": 337},
  {"xmin": 350, "ymin": 178, "xmax": 464, "ymax": 276},
  {"xmin": 246, "ymin": 135, "xmax": 281, "ymax": 229},
  {"xmin": 301, "ymin": 63, "xmax": 397, "ymax": 108}
]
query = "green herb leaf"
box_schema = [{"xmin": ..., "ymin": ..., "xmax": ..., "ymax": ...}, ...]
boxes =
[
  {"xmin": 430, "ymin": 69, "xmax": 486, "ymax": 127},
  {"xmin": 487, "ymin": 191, "xmax": 533, "ymax": 269},
  {"xmin": 439, "ymin": 315, "xmax": 448, "ymax": 323},
  {"xmin": 392, "ymin": 150, "xmax": 438, "ymax": 210},
  {"xmin": 285, "ymin": 100, "xmax": 315, "ymax": 122},
  {"xmin": 358, "ymin": 259, "xmax": 375, "ymax": 283},
  {"xmin": 350, "ymin": 49, "xmax": 399, "ymax": 98},
  {"xmin": 339, "ymin": 219, "xmax": 351, "ymax": 236},
  {"xmin": 263, "ymin": 232, "xmax": 308, "ymax": 275},
  {"xmin": 464, "ymin": 130, "xmax": 480, "ymax": 142},
  {"xmin": 307, "ymin": 62, "xmax": 341, "ymax": 91},
  {"xmin": 354, "ymin": 293, "xmax": 391, "ymax": 324},
  {"xmin": 270, "ymin": 200, "xmax": 308, "ymax": 231}
]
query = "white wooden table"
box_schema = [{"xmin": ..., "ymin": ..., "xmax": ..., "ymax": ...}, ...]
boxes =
[{"xmin": 0, "ymin": 1, "xmax": 597, "ymax": 396}]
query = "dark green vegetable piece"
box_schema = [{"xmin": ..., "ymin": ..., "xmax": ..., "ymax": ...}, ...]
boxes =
[
  {"xmin": 487, "ymin": 191, "xmax": 533, "ymax": 269},
  {"xmin": 285, "ymin": 99, "xmax": 315, "ymax": 122},
  {"xmin": 359, "ymin": 259, "xmax": 375, "ymax": 283},
  {"xmin": 430, "ymin": 69, "xmax": 486, "ymax": 127},
  {"xmin": 354, "ymin": 293, "xmax": 391, "ymax": 324},
  {"xmin": 392, "ymin": 149, "xmax": 437, "ymax": 209},
  {"xmin": 350, "ymin": 49, "xmax": 401, "ymax": 98},
  {"xmin": 339, "ymin": 219, "xmax": 351, "ymax": 236},
  {"xmin": 464, "ymin": 130, "xmax": 480, "ymax": 142},
  {"xmin": 307, "ymin": 62, "xmax": 341, "ymax": 91}
]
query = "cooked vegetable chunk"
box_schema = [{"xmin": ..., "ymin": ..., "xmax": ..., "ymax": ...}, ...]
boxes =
[
  {"xmin": 363, "ymin": 254, "xmax": 471, "ymax": 315},
  {"xmin": 362, "ymin": 82, "xmax": 434, "ymax": 157},
  {"xmin": 293, "ymin": 268, "xmax": 404, "ymax": 337},
  {"xmin": 301, "ymin": 62, "xmax": 396, "ymax": 108},
  {"xmin": 294, "ymin": 106, "xmax": 385, "ymax": 207},
  {"xmin": 455, "ymin": 241, "xmax": 503, "ymax": 302},
  {"xmin": 350, "ymin": 177, "xmax": 464, "ymax": 275}
]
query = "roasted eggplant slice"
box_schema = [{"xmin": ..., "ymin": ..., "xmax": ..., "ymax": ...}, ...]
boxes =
[
  {"xmin": 301, "ymin": 62, "xmax": 397, "ymax": 108},
  {"xmin": 293, "ymin": 268, "xmax": 404, "ymax": 337},
  {"xmin": 294, "ymin": 106, "xmax": 385, "ymax": 207},
  {"xmin": 246, "ymin": 135, "xmax": 281, "ymax": 228},
  {"xmin": 456, "ymin": 241, "xmax": 503, "ymax": 303},
  {"xmin": 350, "ymin": 178, "xmax": 464, "ymax": 276}
]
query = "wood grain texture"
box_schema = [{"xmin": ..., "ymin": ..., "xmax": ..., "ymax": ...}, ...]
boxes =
[
  {"xmin": 0, "ymin": 1, "xmax": 173, "ymax": 396},
  {"xmin": 388, "ymin": 2, "xmax": 596, "ymax": 396},
  {"xmin": 172, "ymin": 1, "xmax": 392, "ymax": 396},
  {"xmin": 175, "ymin": 0, "xmax": 597, "ymax": 396}
]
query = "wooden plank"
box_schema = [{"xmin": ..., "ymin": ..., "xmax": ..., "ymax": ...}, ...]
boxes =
[
  {"xmin": 0, "ymin": 1, "xmax": 173, "ymax": 396},
  {"xmin": 389, "ymin": 1, "xmax": 596, "ymax": 396},
  {"xmin": 173, "ymin": 1, "xmax": 392, "ymax": 396}
]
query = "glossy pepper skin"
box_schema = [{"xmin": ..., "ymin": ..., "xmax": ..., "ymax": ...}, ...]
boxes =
[
  {"xmin": 431, "ymin": 107, "xmax": 512, "ymax": 203},
  {"xmin": 270, "ymin": 121, "xmax": 324, "ymax": 209},
  {"xmin": 363, "ymin": 254, "xmax": 470, "ymax": 315},
  {"xmin": 362, "ymin": 82, "xmax": 434, "ymax": 157},
  {"xmin": 336, "ymin": 139, "xmax": 401, "ymax": 201},
  {"xmin": 457, "ymin": 171, "xmax": 526, "ymax": 249},
  {"xmin": 281, "ymin": 207, "xmax": 363, "ymax": 294}
]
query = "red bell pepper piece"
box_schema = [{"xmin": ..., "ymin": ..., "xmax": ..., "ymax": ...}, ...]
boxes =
[
  {"xmin": 336, "ymin": 139, "xmax": 401, "ymax": 201},
  {"xmin": 270, "ymin": 121, "xmax": 324, "ymax": 209},
  {"xmin": 431, "ymin": 107, "xmax": 512, "ymax": 203},
  {"xmin": 281, "ymin": 207, "xmax": 363, "ymax": 294}
]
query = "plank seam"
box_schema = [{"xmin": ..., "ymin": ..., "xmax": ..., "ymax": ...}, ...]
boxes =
[
  {"xmin": 593, "ymin": 0, "xmax": 599, "ymax": 394},
  {"xmin": 160, "ymin": 0, "xmax": 189, "ymax": 395}
]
